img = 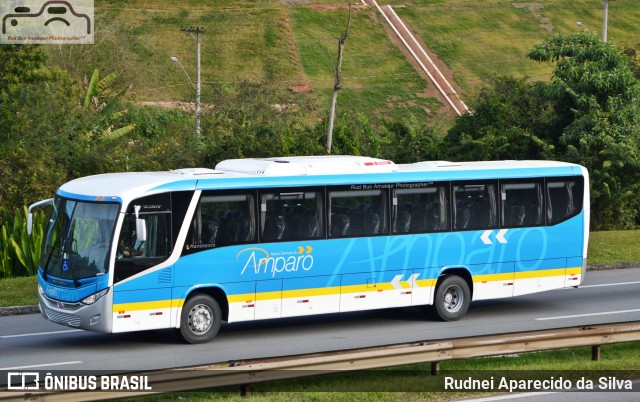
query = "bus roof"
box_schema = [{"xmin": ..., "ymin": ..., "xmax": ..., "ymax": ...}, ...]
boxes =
[
  {"xmin": 215, "ymin": 155, "xmax": 398, "ymax": 175},
  {"xmin": 56, "ymin": 156, "xmax": 584, "ymax": 204}
]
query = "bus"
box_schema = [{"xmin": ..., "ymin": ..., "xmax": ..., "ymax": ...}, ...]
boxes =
[{"xmin": 29, "ymin": 156, "xmax": 589, "ymax": 343}]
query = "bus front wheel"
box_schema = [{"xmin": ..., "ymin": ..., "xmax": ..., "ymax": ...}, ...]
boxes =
[
  {"xmin": 179, "ymin": 294, "xmax": 221, "ymax": 344},
  {"xmin": 432, "ymin": 275, "xmax": 470, "ymax": 321}
]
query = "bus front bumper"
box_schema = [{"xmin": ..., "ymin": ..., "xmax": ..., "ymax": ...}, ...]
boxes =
[{"xmin": 39, "ymin": 290, "xmax": 113, "ymax": 333}]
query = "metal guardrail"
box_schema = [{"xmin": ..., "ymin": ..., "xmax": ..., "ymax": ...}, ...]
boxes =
[{"xmin": 2, "ymin": 321, "xmax": 639, "ymax": 401}]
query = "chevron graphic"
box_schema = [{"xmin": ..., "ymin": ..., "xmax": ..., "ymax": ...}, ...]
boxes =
[{"xmin": 480, "ymin": 229, "xmax": 509, "ymax": 245}]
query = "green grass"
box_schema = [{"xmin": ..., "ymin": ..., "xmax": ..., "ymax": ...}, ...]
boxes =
[
  {"xmin": 47, "ymin": 1, "xmax": 299, "ymax": 102},
  {"xmin": 123, "ymin": 342, "xmax": 640, "ymax": 400},
  {"xmin": 0, "ymin": 275, "xmax": 37, "ymax": 307},
  {"xmin": 43, "ymin": 1, "xmax": 640, "ymax": 125},
  {"xmin": 1, "ymin": 230, "xmax": 638, "ymax": 308},
  {"xmin": 396, "ymin": 2, "xmax": 556, "ymax": 90},
  {"xmin": 588, "ymin": 230, "xmax": 640, "ymax": 265},
  {"xmin": 288, "ymin": 6, "xmax": 437, "ymax": 122},
  {"xmin": 393, "ymin": 0, "xmax": 640, "ymax": 92}
]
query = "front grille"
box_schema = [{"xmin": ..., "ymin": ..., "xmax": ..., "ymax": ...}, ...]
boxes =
[
  {"xmin": 43, "ymin": 294, "xmax": 82, "ymax": 311},
  {"xmin": 44, "ymin": 307, "xmax": 81, "ymax": 327}
]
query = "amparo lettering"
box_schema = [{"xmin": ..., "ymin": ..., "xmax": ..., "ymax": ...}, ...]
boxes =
[{"xmin": 239, "ymin": 248, "xmax": 314, "ymax": 277}]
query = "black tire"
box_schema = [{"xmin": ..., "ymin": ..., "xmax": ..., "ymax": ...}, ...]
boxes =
[
  {"xmin": 179, "ymin": 294, "xmax": 221, "ymax": 344},
  {"xmin": 431, "ymin": 275, "xmax": 471, "ymax": 321}
]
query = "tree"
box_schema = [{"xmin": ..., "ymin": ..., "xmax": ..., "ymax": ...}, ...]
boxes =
[
  {"xmin": 622, "ymin": 44, "xmax": 640, "ymax": 79},
  {"xmin": 0, "ymin": 45, "xmax": 47, "ymax": 93},
  {"xmin": 0, "ymin": 46, "xmax": 82, "ymax": 216},
  {"xmin": 442, "ymin": 33, "xmax": 640, "ymax": 228},
  {"xmin": 382, "ymin": 116, "xmax": 441, "ymax": 163},
  {"xmin": 529, "ymin": 32, "xmax": 640, "ymax": 229},
  {"xmin": 83, "ymin": 69, "xmax": 136, "ymax": 141},
  {"xmin": 443, "ymin": 76, "xmax": 555, "ymax": 161},
  {"xmin": 326, "ymin": 4, "xmax": 352, "ymax": 154}
]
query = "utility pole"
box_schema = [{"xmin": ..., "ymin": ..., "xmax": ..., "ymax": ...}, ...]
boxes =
[
  {"xmin": 602, "ymin": 0, "xmax": 614, "ymax": 43},
  {"xmin": 181, "ymin": 27, "xmax": 204, "ymax": 138}
]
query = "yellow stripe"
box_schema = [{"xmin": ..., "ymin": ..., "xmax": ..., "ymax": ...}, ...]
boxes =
[
  {"xmin": 514, "ymin": 268, "xmax": 566, "ymax": 280},
  {"xmin": 113, "ymin": 299, "xmax": 183, "ymax": 313},
  {"xmin": 473, "ymin": 272, "xmax": 514, "ymax": 283},
  {"xmin": 255, "ymin": 291, "xmax": 282, "ymax": 301},
  {"xmin": 416, "ymin": 279, "xmax": 437, "ymax": 287},
  {"xmin": 340, "ymin": 284, "xmax": 378, "ymax": 294},
  {"xmin": 472, "ymin": 267, "xmax": 583, "ymax": 284},
  {"xmin": 227, "ymin": 293, "xmax": 256, "ymax": 303},
  {"xmin": 282, "ymin": 286, "xmax": 341, "ymax": 299},
  {"xmin": 566, "ymin": 266, "xmax": 582, "ymax": 276},
  {"xmin": 118, "ymin": 267, "xmax": 582, "ymax": 310}
]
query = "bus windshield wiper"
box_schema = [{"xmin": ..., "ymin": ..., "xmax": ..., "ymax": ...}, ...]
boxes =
[
  {"xmin": 62, "ymin": 221, "xmax": 80, "ymax": 288},
  {"xmin": 61, "ymin": 205, "xmax": 81, "ymax": 288}
]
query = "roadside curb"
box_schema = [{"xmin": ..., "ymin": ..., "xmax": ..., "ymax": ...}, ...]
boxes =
[
  {"xmin": 1, "ymin": 264, "xmax": 637, "ymax": 317},
  {"xmin": 0, "ymin": 305, "xmax": 39, "ymax": 317},
  {"xmin": 587, "ymin": 262, "xmax": 639, "ymax": 271}
]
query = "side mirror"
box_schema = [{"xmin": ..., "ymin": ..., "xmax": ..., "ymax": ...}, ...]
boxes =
[
  {"xmin": 27, "ymin": 213, "xmax": 33, "ymax": 235},
  {"xmin": 133, "ymin": 205, "xmax": 147, "ymax": 243},
  {"xmin": 27, "ymin": 198, "xmax": 54, "ymax": 235}
]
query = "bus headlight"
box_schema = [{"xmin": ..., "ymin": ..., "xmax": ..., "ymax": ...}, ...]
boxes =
[
  {"xmin": 81, "ymin": 288, "xmax": 109, "ymax": 305},
  {"xmin": 38, "ymin": 284, "xmax": 44, "ymax": 295}
]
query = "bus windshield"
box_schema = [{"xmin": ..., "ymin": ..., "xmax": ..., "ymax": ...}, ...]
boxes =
[{"xmin": 40, "ymin": 198, "xmax": 120, "ymax": 282}]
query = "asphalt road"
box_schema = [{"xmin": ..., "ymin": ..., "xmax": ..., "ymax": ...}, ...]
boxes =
[{"xmin": 1, "ymin": 268, "xmax": 639, "ymax": 374}]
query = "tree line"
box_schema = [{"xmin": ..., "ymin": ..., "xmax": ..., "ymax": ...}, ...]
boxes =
[{"xmin": 1, "ymin": 32, "xmax": 639, "ymax": 258}]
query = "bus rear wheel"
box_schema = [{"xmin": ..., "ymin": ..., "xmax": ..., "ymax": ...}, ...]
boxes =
[
  {"xmin": 432, "ymin": 275, "xmax": 470, "ymax": 321},
  {"xmin": 179, "ymin": 294, "xmax": 221, "ymax": 344}
]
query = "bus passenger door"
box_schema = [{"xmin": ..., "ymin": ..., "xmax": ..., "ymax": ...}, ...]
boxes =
[{"xmin": 255, "ymin": 279, "xmax": 282, "ymax": 320}]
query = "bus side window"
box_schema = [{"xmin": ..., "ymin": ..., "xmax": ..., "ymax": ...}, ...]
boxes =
[
  {"xmin": 328, "ymin": 188, "xmax": 388, "ymax": 238},
  {"xmin": 114, "ymin": 193, "xmax": 172, "ymax": 283},
  {"xmin": 546, "ymin": 178, "xmax": 583, "ymax": 225},
  {"xmin": 500, "ymin": 180, "xmax": 543, "ymax": 228},
  {"xmin": 259, "ymin": 189, "xmax": 323, "ymax": 242},
  {"xmin": 185, "ymin": 191, "xmax": 256, "ymax": 253},
  {"xmin": 393, "ymin": 183, "xmax": 449, "ymax": 234},
  {"xmin": 453, "ymin": 181, "xmax": 498, "ymax": 231}
]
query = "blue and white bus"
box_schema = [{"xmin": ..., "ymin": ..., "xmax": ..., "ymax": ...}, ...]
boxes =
[{"xmin": 29, "ymin": 156, "xmax": 589, "ymax": 343}]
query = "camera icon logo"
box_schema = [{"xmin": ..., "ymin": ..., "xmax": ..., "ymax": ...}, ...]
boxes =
[
  {"xmin": 7, "ymin": 372, "xmax": 40, "ymax": 390},
  {"xmin": 1, "ymin": 0, "xmax": 93, "ymax": 44}
]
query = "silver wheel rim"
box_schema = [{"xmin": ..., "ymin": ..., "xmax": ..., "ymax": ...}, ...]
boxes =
[
  {"xmin": 188, "ymin": 303, "xmax": 212, "ymax": 335},
  {"xmin": 442, "ymin": 284, "xmax": 464, "ymax": 313}
]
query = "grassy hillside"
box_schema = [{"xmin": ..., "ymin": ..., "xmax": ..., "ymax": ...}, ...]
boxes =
[
  {"xmin": 44, "ymin": 0, "xmax": 640, "ymax": 126},
  {"xmin": 394, "ymin": 0, "xmax": 640, "ymax": 92}
]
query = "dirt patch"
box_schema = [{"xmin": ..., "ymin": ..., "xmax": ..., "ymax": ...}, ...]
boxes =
[
  {"xmin": 280, "ymin": 9, "xmax": 311, "ymax": 92},
  {"xmin": 280, "ymin": 0, "xmax": 309, "ymax": 5},
  {"xmin": 289, "ymin": 84, "xmax": 312, "ymax": 93},
  {"xmin": 306, "ymin": 3, "xmax": 369, "ymax": 10},
  {"xmin": 136, "ymin": 101, "xmax": 214, "ymax": 112},
  {"xmin": 513, "ymin": 2, "xmax": 555, "ymax": 33},
  {"xmin": 280, "ymin": 1, "xmax": 368, "ymax": 9}
]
